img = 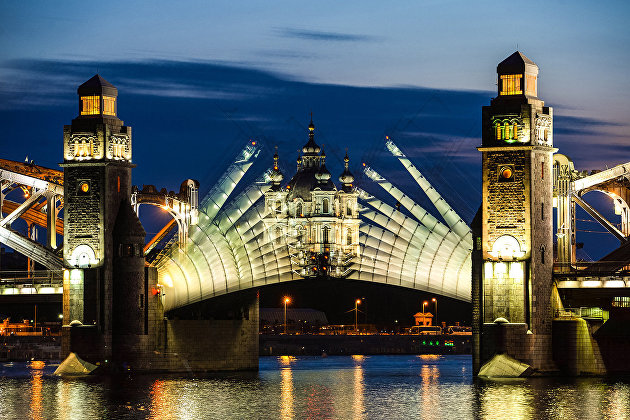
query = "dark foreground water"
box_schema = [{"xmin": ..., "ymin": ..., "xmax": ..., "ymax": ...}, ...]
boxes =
[{"xmin": 1, "ymin": 355, "xmax": 630, "ymax": 419}]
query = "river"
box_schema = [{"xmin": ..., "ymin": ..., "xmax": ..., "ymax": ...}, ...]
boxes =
[{"xmin": 1, "ymin": 355, "xmax": 629, "ymax": 419}]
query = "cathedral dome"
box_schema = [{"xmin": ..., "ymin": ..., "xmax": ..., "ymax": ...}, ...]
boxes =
[
  {"xmin": 339, "ymin": 152, "xmax": 354, "ymax": 189},
  {"xmin": 302, "ymin": 119, "xmax": 321, "ymax": 155},
  {"xmin": 270, "ymin": 150, "xmax": 284, "ymax": 190},
  {"xmin": 316, "ymin": 163, "xmax": 332, "ymax": 183}
]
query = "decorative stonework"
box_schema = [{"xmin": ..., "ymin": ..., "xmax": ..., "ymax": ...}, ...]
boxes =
[{"xmin": 535, "ymin": 114, "xmax": 553, "ymax": 146}]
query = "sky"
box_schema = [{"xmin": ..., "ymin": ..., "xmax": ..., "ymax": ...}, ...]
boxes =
[{"xmin": 1, "ymin": 0, "xmax": 629, "ymax": 258}]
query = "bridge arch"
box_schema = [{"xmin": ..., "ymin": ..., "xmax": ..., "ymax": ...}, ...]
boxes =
[{"xmin": 153, "ymin": 139, "xmax": 473, "ymax": 312}]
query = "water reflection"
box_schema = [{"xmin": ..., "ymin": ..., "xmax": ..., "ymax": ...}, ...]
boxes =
[
  {"xmin": 352, "ymin": 355, "xmax": 365, "ymax": 420},
  {"xmin": 29, "ymin": 361, "xmax": 44, "ymax": 420},
  {"xmin": 150, "ymin": 379, "xmax": 176, "ymax": 420},
  {"xmin": 477, "ymin": 381, "xmax": 533, "ymax": 420},
  {"xmin": 280, "ymin": 367, "xmax": 294, "ymax": 419},
  {"xmin": 420, "ymin": 354, "xmax": 441, "ymax": 419},
  {"xmin": 3, "ymin": 356, "xmax": 630, "ymax": 419}
]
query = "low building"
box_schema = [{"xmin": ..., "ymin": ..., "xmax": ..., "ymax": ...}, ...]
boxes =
[{"xmin": 413, "ymin": 312, "xmax": 434, "ymax": 326}]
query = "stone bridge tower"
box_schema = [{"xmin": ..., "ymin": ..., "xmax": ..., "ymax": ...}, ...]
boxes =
[
  {"xmin": 60, "ymin": 75, "xmax": 141, "ymax": 362},
  {"xmin": 474, "ymin": 51, "xmax": 556, "ymax": 372}
]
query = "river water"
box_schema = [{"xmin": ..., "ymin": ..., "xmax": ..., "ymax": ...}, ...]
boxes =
[{"xmin": 1, "ymin": 355, "xmax": 629, "ymax": 419}]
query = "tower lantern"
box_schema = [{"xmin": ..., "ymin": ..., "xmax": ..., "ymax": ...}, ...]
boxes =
[
  {"xmin": 496, "ymin": 51, "xmax": 539, "ymax": 98},
  {"xmin": 77, "ymin": 74, "xmax": 118, "ymax": 118}
]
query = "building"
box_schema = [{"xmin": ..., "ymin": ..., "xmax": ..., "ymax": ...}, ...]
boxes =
[
  {"xmin": 413, "ymin": 312, "xmax": 434, "ymax": 326},
  {"xmin": 263, "ymin": 119, "xmax": 361, "ymax": 277}
]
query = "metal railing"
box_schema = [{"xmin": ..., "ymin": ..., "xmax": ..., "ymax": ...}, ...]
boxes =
[
  {"xmin": 555, "ymin": 307, "xmax": 606, "ymax": 320},
  {"xmin": 0, "ymin": 270, "xmax": 63, "ymax": 294}
]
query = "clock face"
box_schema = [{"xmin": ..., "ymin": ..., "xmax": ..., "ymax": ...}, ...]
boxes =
[
  {"xmin": 499, "ymin": 165, "xmax": 514, "ymax": 182},
  {"xmin": 78, "ymin": 180, "xmax": 91, "ymax": 195}
]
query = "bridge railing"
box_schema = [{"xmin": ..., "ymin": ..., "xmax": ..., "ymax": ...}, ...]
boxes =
[
  {"xmin": 555, "ymin": 307, "xmax": 607, "ymax": 320},
  {"xmin": 0, "ymin": 270, "xmax": 64, "ymax": 294}
]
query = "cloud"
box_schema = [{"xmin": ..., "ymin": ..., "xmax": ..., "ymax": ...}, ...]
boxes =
[
  {"xmin": 554, "ymin": 115, "xmax": 625, "ymax": 136},
  {"xmin": 276, "ymin": 27, "xmax": 380, "ymax": 43},
  {"xmin": 1, "ymin": 57, "xmax": 628, "ymax": 225}
]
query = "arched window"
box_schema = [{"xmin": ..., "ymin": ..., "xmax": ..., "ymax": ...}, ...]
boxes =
[
  {"xmin": 275, "ymin": 226, "xmax": 283, "ymax": 245},
  {"xmin": 275, "ymin": 200, "xmax": 282, "ymax": 213},
  {"xmin": 322, "ymin": 198, "xmax": 329, "ymax": 214},
  {"xmin": 323, "ymin": 226, "xmax": 330, "ymax": 244},
  {"xmin": 505, "ymin": 122, "xmax": 511, "ymax": 139},
  {"xmin": 347, "ymin": 228, "xmax": 352, "ymax": 245},
  {"xmin": 513, "ymin": 122, "xmax": 518, "ymax": 139},
  {"xmin": 346, "ymin": 204, "xmax": 352, "ymax": 216},
  {"xmin": 496, "ymin": 123, "xmax": 502, "ymax": 140},
  {"xmin": 296, "ymin": 202, "xmax": 303, "ymax": 217}
]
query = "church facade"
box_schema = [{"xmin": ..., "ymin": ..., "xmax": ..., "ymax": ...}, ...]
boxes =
[{"xmin": 263, "ymin": 119, "xmax": 361, "ymax": 278}]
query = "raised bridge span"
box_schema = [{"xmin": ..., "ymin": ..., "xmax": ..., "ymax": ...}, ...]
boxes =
[
  {"xmin": 1, "ymin": 137, "xmax": 473, "ymax": 308},
  {"xmin": 154, "ymin": 136, "xmax": 473, "ymax": 312}
]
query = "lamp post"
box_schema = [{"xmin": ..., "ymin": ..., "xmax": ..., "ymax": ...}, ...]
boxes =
[
  {"xmin": 355, "ymin": 299, "xmax": 361, "ymax": 332},
  {"xmin": 422, "ymin": 301, "xmax": 428, "ymax": 326},
  {"xmin": 432, "ymin": 297, "xmax": 438, "ymax": 327},
  {"xmin": 283, "ymin": 297, "xmax": 291, "ymax": 334}
]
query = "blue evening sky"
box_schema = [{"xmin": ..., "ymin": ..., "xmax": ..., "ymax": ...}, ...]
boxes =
[{"xmin": 1, "ymin": 0, "xmax": 629, "ymax": 257}]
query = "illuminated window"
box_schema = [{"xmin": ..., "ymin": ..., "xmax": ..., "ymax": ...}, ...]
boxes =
[
  {"xmin": 80, "ymin": 96, "xmax": 100, "ymax": 115},
  {"xmin": 112, "ymin": 140, "xmax": 125, "ymax": 159},
  {"xmin": 74, "ymin": 140, "xmax": 93, "ymax": 158},
  {"xmin": 495, "ymin": 121, "xmax": 518, "ymax": 141},
  {"xmin": 103, "ymin": 96, "xmax": 116, "ymax": 116},
  {"xmin": 347, "ymin": 228, "xmax": 352, "ymax": 245},
  {"xmin": 322, "ymin": 198, "xmax": 329, "ymax": 214},
  {"xmin": 525, "ymin": 75, "xmax": 537, "ymax": 96},
  {"xmin": 500, "ymin": 74, "xmax": 523, "ymax": 95},
  {"xmin": 323, "ymin": 226, "xmax": 330, "ymax": 244}
]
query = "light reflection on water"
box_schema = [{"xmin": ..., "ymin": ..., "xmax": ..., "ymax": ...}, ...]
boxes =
[{"xmin": 1, "ymin": 356, "xmax": 630, "ymax": 419}]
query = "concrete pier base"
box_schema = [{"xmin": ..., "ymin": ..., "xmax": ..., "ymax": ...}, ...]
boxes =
[{"xmin": 61, "ymin": 267, "xmax": 260, "ymax": 373}]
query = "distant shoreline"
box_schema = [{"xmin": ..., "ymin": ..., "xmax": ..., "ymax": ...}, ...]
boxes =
[{"xmin": 260, "ymin": 334, "xmax": 471, "ymax": 356}]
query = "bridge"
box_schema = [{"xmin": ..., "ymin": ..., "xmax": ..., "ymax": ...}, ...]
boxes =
[
  {"xmin": 154, "ymin": 135, "xmax": 472, "ymax": 311},
  {"xmin": 2, "ymin": 54, "xmax": 630, "ymax": 375}
]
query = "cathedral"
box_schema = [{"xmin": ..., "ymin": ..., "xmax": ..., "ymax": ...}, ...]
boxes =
[{"xmin": 263, "ymin": 119, "xmax": 360, "ymax": 278}]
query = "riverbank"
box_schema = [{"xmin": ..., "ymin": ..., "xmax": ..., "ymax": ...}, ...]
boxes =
[
  {"xmin": 1, "ymin": 334, "xmax": 471, "ymax": 361},
  {"xmin": 260, "ymin": 334, "xmax": 471, "ymax": 356}
]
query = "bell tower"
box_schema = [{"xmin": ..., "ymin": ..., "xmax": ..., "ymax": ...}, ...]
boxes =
[
  {"xmin": 61, "ymin": 75, "xmax": 135, "ymax": 360},
  {"xmin": 476, "ymin": 52, "xmax": 555, "ymax": 370}
]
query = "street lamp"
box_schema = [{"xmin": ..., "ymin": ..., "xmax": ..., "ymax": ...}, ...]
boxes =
[
  {"xmin": 283, "ymin": 297, "xmax": 291, "ymax": 334},
  {"xmin": 422, "ymin": 301, "xmax": 428, "ymax": 326},
  {"xmin": 355, "ymin": 299, "xmax": 361, "ymax": 332},
  {"xmin": 432, "ymin": 298, "xmax": 438, "ymax": 327}
]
